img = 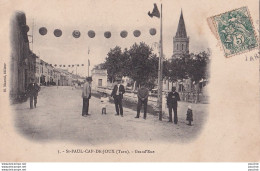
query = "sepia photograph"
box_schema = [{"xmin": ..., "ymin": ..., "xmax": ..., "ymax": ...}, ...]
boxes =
[
  {"xmin": 0, "ymin": 0, "xmax": 259, "ymax": 162},
  {"xmin": 9, "ymin": 3, "xmax": 210, "ymax": 144}
]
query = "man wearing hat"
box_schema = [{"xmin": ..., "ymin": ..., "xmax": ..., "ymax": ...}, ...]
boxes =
[
  {"xmin": 27, "ymin": 78, "xmax": 40, "ymax": 109},
  {"xmin": 111, "ymin": 77, "xmax": 125, "ymax": 117},
  {"xmin": 167, "ymin": 86, "xmax": 180, "ymax": 124},
  {"xmin": 82, "ymin": 77, "xmax": 92, "ymax": 117}
]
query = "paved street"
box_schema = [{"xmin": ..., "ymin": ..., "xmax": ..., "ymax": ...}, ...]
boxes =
[{"xmin": 12, "ymin": 86, "xmax": 208, "ymax": 144}]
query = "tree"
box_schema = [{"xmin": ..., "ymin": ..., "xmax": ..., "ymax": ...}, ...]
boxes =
[
  {"xmin": 186, "ymin": 51, "xmax": 210, "ymax": 84},
  {"xmin": 127, "ymin": 42, "xmax": 158, "ymax": 89},
  {"xmin": 164, "ymin": 54, "xmax": 189, "ymax": 83},
  {"xmin": 103, "ymin": 46, "xmax": 129, "ymax": 82}
]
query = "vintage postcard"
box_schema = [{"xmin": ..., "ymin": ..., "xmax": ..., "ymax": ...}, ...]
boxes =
[{"xmin": 0, "ymin": 0, "xmax": 259, "ymax": 162}]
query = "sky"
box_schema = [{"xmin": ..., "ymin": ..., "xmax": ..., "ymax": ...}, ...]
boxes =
[{"xmin": 22, "ymin": 0, "xmax": 209, "ymax": 76}]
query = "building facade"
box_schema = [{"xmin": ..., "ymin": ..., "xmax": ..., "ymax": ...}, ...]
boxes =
[
  {"xmin": 10, "ymin": 11, "xmax": 36, "ymax": 102},
  {"xmin": 53, "ymin": 68, "xmax": 61, "ymax": 86},
  {"xmin": 91, "ymin": 66, "xmax": 108, "ymax": 90}
]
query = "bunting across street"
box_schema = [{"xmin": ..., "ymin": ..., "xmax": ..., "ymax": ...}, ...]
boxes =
[
  {"xmin": 37, "ymin": 28, "xmax": 157, "ymax": 38},
  {"xmin": 45, "ymin": 64, "xmax": 86, "ymax": 67}
]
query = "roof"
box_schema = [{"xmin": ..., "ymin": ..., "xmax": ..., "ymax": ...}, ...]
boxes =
[{"xmin": 175, "ymin": 10, "xmax": 187, "ymax": 38}]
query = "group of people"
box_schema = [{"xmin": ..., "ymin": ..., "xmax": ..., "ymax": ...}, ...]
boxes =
[
  {"xmin": 26, "ymin": 76, "xmax": 193, "ymax": 126},
  {"xmin": 81, "ymin": 77, "xmax": 193, "ymax": 126}
]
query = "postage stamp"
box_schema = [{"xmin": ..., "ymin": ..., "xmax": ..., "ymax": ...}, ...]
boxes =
[{"xmin": 209, "ymin": 6, "xmax": 258, "ymax": 57}]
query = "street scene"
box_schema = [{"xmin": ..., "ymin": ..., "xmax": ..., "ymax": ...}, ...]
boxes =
[
  {"xmin": 12, "ymin": 86, "xmax": 208, "ymax": 144},
  {"xmin": 9, "ymin": 2, "xmax": 210, "ymax": 144}
]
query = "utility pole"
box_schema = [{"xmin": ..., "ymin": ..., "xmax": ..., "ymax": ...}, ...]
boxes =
[
  {"xmin": 88, "ymin": 60, "xmax": 89, "ymax": 77},
  {"xmin": 158, "ymin": 3, "xmax": 163, "ymax": 121},
  {"xmin": 87, "ymin": 47, "xmax": 90, "ymax": 77}
]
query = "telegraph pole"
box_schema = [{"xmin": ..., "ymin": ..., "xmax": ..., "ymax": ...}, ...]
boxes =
[
  {"xmin": 87, "ymin": 47, "xmax": 90, "ymax": 77},
  {"xmin": 158, "ymin": 3, "xmax": 163, "ymax": 121}
]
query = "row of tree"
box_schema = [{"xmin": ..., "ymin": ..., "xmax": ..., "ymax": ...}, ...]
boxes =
[{"xmin": 102, "ymin": 42, "xmax": 210, "ymax": 90}]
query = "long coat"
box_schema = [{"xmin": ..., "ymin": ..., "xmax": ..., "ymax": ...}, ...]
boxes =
[
  {"xmin": 82, "ymin": 82, "xmax": 91, "ymax": 98},
  {"xmin": 167, "ymin": 91, "xmax": 180, "ymax": 107},
  {"xmin": 27, "ymin": 83, "xmax": 40, "ymax": 96}
]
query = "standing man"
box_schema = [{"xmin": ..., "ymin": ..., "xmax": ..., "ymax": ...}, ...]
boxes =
[
  {"xmin": 82, "ymin": 77, "xmax": 92, "ymax": 117},
  {"xmin": 135, "ymin": 83, "xmax": 149, "ymax": 119},
  {"xmin": 27, "ymin": 78, "xmax": 40, "ymax": 109},
  {"xmin": 111, "ymin": 78, "xmax": 125, "ymax": 117},
  {"xmin": 167, "ymin": 86, "xmax": 180, "ymax": 124}
]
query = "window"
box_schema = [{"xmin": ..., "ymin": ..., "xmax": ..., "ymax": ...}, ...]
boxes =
[
  {"xmin": 182, "ymin": 44, "xmax": 184, "ymax": 50},
  {"xmin": 177, "ymin": 44, "xmax": 178, "ymax": 50},
  {"xmin": 98, "ymin": 79, "xmax": 102, "ymax": 87}
]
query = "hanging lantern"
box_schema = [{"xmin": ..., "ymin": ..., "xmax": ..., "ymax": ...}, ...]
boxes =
[
  {"xmin": 68, "ymin": 65, "xmax": 70, "ymax": 67},
  {"xmin": 133, "ymin": 30, "xmax": 141, "ymax": 37},
  {"xmin": 50, "ymin": 64, "xmax": 52, "ymax": 66},
  {"xmin": 39, "ymin": 27, "xmax": 47, "ymax": 35},
  {"xmin": 72, "ymin": 65, "xmax": 74, "ymax": 67},
  {"xmin": 72, "ymin": 30, "xmax": 81, "ymax": 38},
  {"xmin": 88, "ymin": 30, "xmax": 95, "ymax": 38},
  {"xmin": 120, "ymin": 30, "xmax": 128, "ymax": 38},
  {"xmin": 22, "ymin": 25, "xmax": 30, "ymax": 33},
  {"xmin": 63, "ymin": 65, "xmax": 66, "ymax": 67},
  {"xmin": 54, "ymin": 64, "xmax": 57, "ymax": 67},
  {"xmin": 149, "ymin": 28, "xmax": 157, "ymax": 36},
  {"xmin": 82, "ymin": 64, "xmax": 84, "ymax": 66},
  {"xmin": 59, "ymin": 65, "xmax": 62, "ymax": 67},
  {"xmin": 104, "ymin": 31, "xmax": 111, "ymax": 38},
  {"xmin": 77, "ymin": 64, "xmax": 79, "ymax": 67},
  {"xmin": 54, "ymin": 29, "xmax": 62, "ymax": 37}
]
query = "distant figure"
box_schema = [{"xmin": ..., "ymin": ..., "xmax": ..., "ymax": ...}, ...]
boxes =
[
  {"xmin": 27, "ymin": 78, "xmax": 40, "ymax": 109},
  {"xmin": 111, "ymin": 78, "xmax": 125, "ymax": 117},
  {"xmin": 82, "ymin": 77, "xmax": 92, "ymax": 117},
  {"xmin": 135, "ymin": 83, "xmax": 149, "ymax": 119},
  {"xmin": 101, "ymin": 93, "xmax": 109, "ymax": 114},
  {"xmin": 167, "ymin": 86, "xmax": 180, "ymax": 124},
  {"xmin": 186, "ymin": 105, "xmax": 193, "ymax": 126}
]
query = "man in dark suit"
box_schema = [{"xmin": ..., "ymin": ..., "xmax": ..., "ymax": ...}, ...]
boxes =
[
  {"xmin": 82, "ymin": 77, "xmax": 92, "ymax": 117},
  {"xmin": 111, "ymin": 78, "xmax": 125, "ymax": 117},
  {"xmin": 135, "ymin": 83, "xmax": 149, "ymax": 119},
  {"xmin": 167, "ymin": 86, "xmax": 180, "ymax": 124},
  {"xmin": 27, "ymin": 78, "xmax": 40, "ymax": 109}
]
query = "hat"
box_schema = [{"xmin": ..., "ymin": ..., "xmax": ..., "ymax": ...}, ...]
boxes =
[{"xmin": 188, "ymin": 105, "xmax": 192, "ymax": 109}]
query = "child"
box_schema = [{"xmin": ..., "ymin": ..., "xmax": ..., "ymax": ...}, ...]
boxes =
[
  {"xmin": 186, "ymin": 105, "xmax": 193, "ymax": 126},
  {"xmin": 101, "ymin": 93, "xmax": 109, "ymax": 114}
]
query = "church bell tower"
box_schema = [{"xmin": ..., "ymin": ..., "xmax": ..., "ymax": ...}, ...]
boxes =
[{"xmin": 173, "ymin": 10, "xmax": 189, "ymax": 57}]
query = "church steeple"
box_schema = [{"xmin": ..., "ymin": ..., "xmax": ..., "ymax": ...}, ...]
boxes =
[
  {"xmin": 173, "ymin": 10, "xmax": 189, "ymax": 57},
  {"xmin": 175, "ymin": 10, "xmax": 187, "ymax": 38}
]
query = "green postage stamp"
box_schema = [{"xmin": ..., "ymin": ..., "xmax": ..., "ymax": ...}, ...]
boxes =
[{"xmin": 211, "ymin": 6, "xmax": 258, "ymax": 57}]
